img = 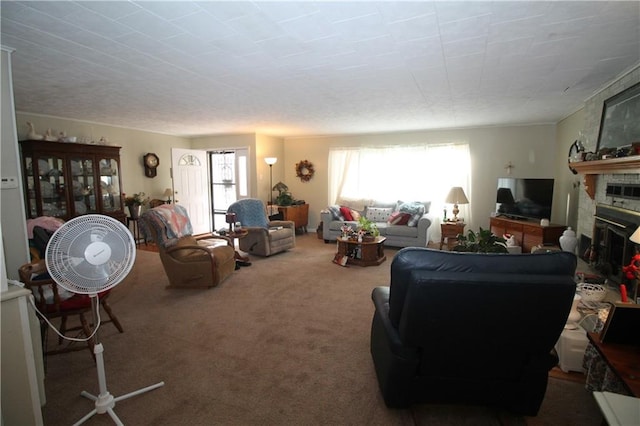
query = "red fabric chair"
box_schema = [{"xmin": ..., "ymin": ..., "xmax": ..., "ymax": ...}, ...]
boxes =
[{"xmin": 18, "ymin": 260, "xmax": 123, "ymax": 359}]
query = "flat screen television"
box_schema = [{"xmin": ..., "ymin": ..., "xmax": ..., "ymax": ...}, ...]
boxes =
[{"xmin": 495, "ymin": 178, "xmax": 554, "ymax": 221}]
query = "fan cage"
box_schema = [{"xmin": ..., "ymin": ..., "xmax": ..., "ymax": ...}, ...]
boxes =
[{"xmin": 45, "ymin": 214, "xmax": 136, "ymax": 294}]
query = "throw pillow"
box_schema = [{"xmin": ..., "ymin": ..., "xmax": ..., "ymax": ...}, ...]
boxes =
[
  {"xmin": 350, "ymin": 209, "xmax": 361, "ymax": 221},
  {"xmin": 407, "ymin": 205, "xmax": 425, "ymax": 227},
  {"xmin": 340, "ymin": 206, "xmax": 354, "ymax": 221},
  {"xmin": 366, "ymin": 207, "xmax": 393, "ymax": 222},
  {"xmin": 328, "ymin": 205, "xmax": 344, "ymax": 221},
  {"xmin": 387, "ymin": 211, "xmax": 411, "ymax": 225}
]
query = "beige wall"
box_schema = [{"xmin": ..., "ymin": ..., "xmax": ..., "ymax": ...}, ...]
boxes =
[
  {"xmin": 13, "ymin": 115, "xmax": 565, "ymax": 240},
  {"xmin": 15, "ymin": 113, "xmax": 191, "ymax": 201},
  {"xmin": 2, "ymin": 48, "xmax": 30, "ymax": 281},
  {"xmin": 553, "ymin": 109, "xmax": 585, "ymax": 230},
  {"xmin": 285, "ymin": 124, "xmax": 558, "ymax": 233}
]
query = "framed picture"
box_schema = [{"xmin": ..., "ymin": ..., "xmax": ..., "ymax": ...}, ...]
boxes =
[{"xmin": 596, "ymin": 82, "xmax": 640, "ymax": 153}]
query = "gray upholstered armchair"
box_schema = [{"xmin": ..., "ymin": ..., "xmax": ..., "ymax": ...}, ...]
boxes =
[{"xmin": 227, "ymin": 199, "xmax": 295, "ymax": 257}]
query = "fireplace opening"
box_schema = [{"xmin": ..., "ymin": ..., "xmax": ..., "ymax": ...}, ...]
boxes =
[{"xmin": 590, "ymin": 205, "xmax": 640, "ymax": 297}]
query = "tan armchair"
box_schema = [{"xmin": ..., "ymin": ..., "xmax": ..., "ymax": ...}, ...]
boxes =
[
  {"xmin": 140, "ymin": 204, "xmax": 236, "ymax": 289},
  {"xmin": 227, "ymin": 199, "xmax": 295, "ymax": 257}
]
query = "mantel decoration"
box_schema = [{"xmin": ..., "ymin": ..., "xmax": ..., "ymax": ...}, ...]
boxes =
[
  {"xmin": 295, "ymin": 160, "xmax": 314, "ymax": 182},
  {"xmin": 596, "ymin": 82, "xmax": 640, "ymax": 159}
]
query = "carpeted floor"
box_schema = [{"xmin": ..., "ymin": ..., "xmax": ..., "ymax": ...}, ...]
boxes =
[{"xmin": 39, "ymin": 234, "xmax": 603, "ymax": 425}]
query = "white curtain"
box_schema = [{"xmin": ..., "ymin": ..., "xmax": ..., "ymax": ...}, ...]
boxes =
[{"xmin": 328, "ymin": 143, "xmax": 471, "ymax": 242}]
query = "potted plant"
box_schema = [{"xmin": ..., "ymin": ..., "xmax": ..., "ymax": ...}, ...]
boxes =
[
  {"xmin": 275, "ymin": 191, "xmax": 294, "ymax": 206},
  {"xmin": 123, "ymin": 192, "xmax": 149, "ymax": 218},
  {"xmin": 452, "ymin": 227, "xmax": 508, "ymax": 253},
  {"xmin": 357, "ymin": 216, "xmax": 379, "ymax": 241}
]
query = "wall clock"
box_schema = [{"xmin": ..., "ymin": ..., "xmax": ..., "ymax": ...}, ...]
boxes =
[{"xmin": 144, "ymin": 153, "xmax": 159, "ymax": 178}]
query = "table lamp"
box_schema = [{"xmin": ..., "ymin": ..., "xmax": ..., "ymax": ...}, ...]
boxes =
[
  {"xmin": 226, "ymin": 212, "xmax": 237, "ymax": 233},
  {"xmin": 265, "ymin": 157, "xmax": 278, "ymax": 205},
  {"xmin": 445, "ymin": 186, "xmax": 469, "ymax": 222}
]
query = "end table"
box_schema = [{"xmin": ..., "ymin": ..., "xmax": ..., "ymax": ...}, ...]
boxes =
[{"xmin": 440, "ymin": 222, "xmax": 465, "ymax": 250}]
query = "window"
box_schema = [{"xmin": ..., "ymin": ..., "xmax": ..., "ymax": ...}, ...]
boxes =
[{"xmin": 328, "ymin": 143, "xmax": 471, "ymax": 224}]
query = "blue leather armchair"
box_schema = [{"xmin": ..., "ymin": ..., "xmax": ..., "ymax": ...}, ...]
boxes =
[{"xmin": 370, "ymin": 248, "xmax": 577, "ymax": 415}]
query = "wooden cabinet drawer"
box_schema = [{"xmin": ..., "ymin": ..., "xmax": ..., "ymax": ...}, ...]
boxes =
[{"xmin": 522, "ymin": 225, "xmax": 542, "ymax": 236}]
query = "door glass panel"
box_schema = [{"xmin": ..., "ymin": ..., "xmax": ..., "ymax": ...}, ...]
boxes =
[
  {"xmin": 38, "ymin": 156, "xmax": 66, "ymax": 218},
  {"xmin": 99, "ymin": 158, "xmax": 121, "ymax": 212},
  {"xmin": 210, "ymin": 151, "xmax": 238, "ymax": 231}
]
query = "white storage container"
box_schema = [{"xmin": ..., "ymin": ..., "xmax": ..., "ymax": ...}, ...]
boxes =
[{"xmin": 555, "ymin": 326, "xmax": 589, "ymax": 373}]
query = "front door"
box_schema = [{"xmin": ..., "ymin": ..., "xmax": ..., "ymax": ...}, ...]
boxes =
[{"xmin": 171, "ymin": 148, "xmax": 210, "ymax": 234}]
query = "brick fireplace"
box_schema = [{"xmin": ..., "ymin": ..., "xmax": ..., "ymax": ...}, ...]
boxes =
[
  {"xmin": 585, "ymin": 204, "xmax": 640, "ymax": 285},
  {"xmin": 572, "ymin": 68, "xmax": 639, "ymax": 288}
]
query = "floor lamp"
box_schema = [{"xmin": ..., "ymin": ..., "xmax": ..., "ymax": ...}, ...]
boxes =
[{"xmin": 265, "ymin": 157, "xmax": 277, "ymax": 205}]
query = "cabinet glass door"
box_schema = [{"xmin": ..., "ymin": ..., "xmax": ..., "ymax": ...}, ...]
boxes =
[
  {"xmin": 23, "ymin": 156, "xmax": 37, "ymax": 218},
  {"xmin": 98, "ymin": 158, "xmax": 121, "ymax": 212},
  {"xmin": 70, "ymin": 157, "xmax": 97, "ymax": 215},
  {"xmin": 35, "ymin": 155, "xmax": 67, "ymax": 218}
]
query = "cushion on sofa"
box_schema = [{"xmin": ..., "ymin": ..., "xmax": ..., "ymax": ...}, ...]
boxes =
[
  {"xmin": 336, "ymin": 197, "xmax": 371, "ymax": 211},
  {"xmin": 340, "ymin": 206, "xmax": 354, "ymax": 221},
  {"xmin": 388, "ymin": 211, "xmax": 411, "ymax": 225},
  {"xmin": 328, "ymin": 205, "xmax": 344, "ymax": 221},
  {"xmin": 366, "ymin": 207, "xmax": 393, "ymax": 222},
  {"xmin": 385, "ymin": 224, "xmax": 419, "ymax": 238},
  {"xmin": 396, "ymin": 201, "xmax": 427, "ymax": 227}
]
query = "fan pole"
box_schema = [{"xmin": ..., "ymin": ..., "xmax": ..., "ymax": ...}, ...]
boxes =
[{"xmin": 74, "ymin": 295, "xmax": 165, "ymax": 426}]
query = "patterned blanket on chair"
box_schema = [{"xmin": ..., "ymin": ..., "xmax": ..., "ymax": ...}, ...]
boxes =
[{"xmin": 140, "ymin": 204, "xmax": 193, "ymax": 247}]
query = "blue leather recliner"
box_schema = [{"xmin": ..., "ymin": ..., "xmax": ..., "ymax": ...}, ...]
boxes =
[{"xmin": 370, "ymin": 248, "xmax": 577, "ymax": 415}]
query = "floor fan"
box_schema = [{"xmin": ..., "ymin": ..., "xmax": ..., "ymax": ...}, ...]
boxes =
[{"xmin": 45, "ymin": 214, "xmax": 164, "ymax": 425}]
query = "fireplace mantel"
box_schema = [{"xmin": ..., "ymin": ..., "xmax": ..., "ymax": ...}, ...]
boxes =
[{"xmin": 571, "ymin": 156, "xmax": 640, "ymax": 199}]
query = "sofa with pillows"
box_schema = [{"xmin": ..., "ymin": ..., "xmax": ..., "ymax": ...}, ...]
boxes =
[{"xmin": 320, "ymin": 199, "xmax": 433, "ymax": 248}]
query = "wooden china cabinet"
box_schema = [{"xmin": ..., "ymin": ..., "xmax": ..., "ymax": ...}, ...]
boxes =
[{"xmin": 19, "ymin": 140, "xmax": 125, "ymax": 223}]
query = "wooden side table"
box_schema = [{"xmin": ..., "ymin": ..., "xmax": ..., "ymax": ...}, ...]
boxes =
[
  {"xmin": 126, "ymin": 217, "xmax": 143, "ymax": 246},
  {"xmin": 440, "ymin": 222, "xmax": 465, "ymax": 250},
  {"xmin": 278, "ymin": 204, "xmax": 309, "ymax": 233}
]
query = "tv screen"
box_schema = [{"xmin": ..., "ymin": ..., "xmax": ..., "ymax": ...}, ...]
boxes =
[{"xmin": 495, "ymin": 178, "xmax": 554, "ymax": 221}]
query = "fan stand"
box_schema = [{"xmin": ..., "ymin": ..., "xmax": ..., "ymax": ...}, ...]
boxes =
[{"xmin": 73, "ymin": 296, "xmax": 164, "ymax": 426}]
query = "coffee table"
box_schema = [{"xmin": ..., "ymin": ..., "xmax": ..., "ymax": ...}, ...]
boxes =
[{"xmin": 335, "ymin": 236, "xmax": 386, "ymax": 267}]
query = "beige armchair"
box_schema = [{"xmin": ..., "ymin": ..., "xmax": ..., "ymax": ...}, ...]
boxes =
[
  {"xmin": 227, "ymin": 199, "xmax": 295, "ymax": 257},
  {"xmin": 140, "ymin": 204, "xmax": 236, "ymax": 289}
]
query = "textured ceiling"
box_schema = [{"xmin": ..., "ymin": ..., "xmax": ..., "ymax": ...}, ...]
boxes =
[{"xmin": 1, "ymin": 1, "xmax": 639, "ymax": 138}]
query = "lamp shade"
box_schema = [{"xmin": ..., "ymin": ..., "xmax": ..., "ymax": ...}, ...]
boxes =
[
  {"xmin": 496, "ymin": 187, "xmax": 515, "ymax": 204},
  {"xmin": 265, "ymin": 157, "xmax": 278, "ymax": 165},
  {"xmin": 162, "ymin": 188, "xmax": 172, "ymax": 197},
  {"xmin": 630, "ymin": 226, "xmax": 640, "ymax": 244},
  {"xmin": 445, "ymin": 187, "xmax": 469, "ymax": 205}
]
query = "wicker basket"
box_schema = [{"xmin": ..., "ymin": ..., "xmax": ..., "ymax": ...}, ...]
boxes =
[{"xmin": 577, "ymin": 283, "xmax": 607, "ymax": 302}]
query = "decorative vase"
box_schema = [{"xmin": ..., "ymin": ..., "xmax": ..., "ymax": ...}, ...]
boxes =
[
  {"xmin": 565, "ymin": 294, "xmax": 582, "ymax": 329},
  {"xmin": 559, "ymin": 227, "xmax": 578, "ymax": 253},
  {"xmin": 128, "ymin": 205, "xmax": 141, "ymax": 219}
]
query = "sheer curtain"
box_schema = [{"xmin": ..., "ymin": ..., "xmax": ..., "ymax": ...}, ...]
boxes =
[{"xmin": 328, "ymin": 143, "xmax": 471, "ymax": 243}]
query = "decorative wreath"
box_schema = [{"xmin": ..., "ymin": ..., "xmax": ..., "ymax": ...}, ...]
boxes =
[{"xmin": 295, "ymin": 160, "xmax": 315, "ymax": 182}]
